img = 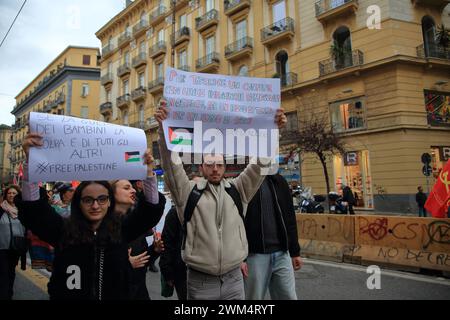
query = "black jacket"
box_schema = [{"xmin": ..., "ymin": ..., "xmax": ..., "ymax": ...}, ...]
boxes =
[
  {"xmin": 342, "ymin": 186, "xmax": 356, "ymax": 205},
  {"xmin": 159, "ymin": 207, "xmax": 187, "ymax": 283},
  {"xmin": 416, "ymin": 192, "xmax": 427, "ymax": 207},
  {"xmin": 18, "ymin": 192, "xmax": 165, "ymax": 300},
  {"xmin": 245, "ymin": 174, "xmax": 300, "ymax": 257}
]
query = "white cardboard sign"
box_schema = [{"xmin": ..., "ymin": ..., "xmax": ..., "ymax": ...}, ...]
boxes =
[
  {"xmin": 28, "ymin": 112, "xmax": 148, "ymax": 182},
  {"xmin": 162, "ymin": 67, "xmax": 281, "ymax": 158}
]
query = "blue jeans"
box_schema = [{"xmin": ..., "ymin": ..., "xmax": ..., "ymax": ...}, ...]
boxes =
[
  {"xmin": 244, "ymin": 251, "xmax": 297, "ymax": 300},
  {"xmin": 418, "ymin": 207, "xmax": 427, "ymax": 217}
]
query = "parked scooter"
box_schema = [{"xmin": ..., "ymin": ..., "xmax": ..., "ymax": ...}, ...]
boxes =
[
  {"xmin": 296, "ymin": 187, "xmax": 325, "ymax": 213},
  {"xmin": 328, "ymin": 192, "xmax": 348, "ymax": 214}
]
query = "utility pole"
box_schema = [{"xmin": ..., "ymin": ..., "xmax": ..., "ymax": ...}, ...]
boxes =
[{"xmin": 171, "ymin": 0, "xmax": 176, "ymax": 68}]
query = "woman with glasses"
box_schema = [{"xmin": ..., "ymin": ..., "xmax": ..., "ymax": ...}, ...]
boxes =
[{"xmin": 17, "ymin": 133, "xmax": 165, "ymax": 300}]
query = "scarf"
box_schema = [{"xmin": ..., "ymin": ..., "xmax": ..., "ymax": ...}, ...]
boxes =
[{"xmin": 1, "ymin": 200, "xmax": 18, "ymax": 219}]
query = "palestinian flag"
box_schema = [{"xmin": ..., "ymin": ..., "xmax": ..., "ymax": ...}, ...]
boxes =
[
  {"xmin": 169, "ymin": 127, "xmax": 193, "ymax": 146},
  {"xmin": 125, "ymin": 151, "xmax": 141, "ymax": 163}
]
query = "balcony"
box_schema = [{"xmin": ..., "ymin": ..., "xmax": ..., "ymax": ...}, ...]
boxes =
[
  {"xmin": 117, "ymin": 62, "xmax": 131, "ymax": 78},
  {"xmin": 224, "ymin": 0, "xmax": 251, "ymax": 16},
  {"xmin": 132, "ymin": 52, "xmax": 148, "ymax": 68},
  {"xmin": 101, "ymin": 72, "xmax": 114, "ymax": 86},
  {"xmin": 178, "ymin": 65, "xmax": 190, "ymax": 72},
  {"xmin": 171, "ymin": 27, "xmax": 190, "ymax": 47},
  {"xmin": 225, "ymin": 37, "xmax": 253, "ymax": 61},
  {"xmin": 100, "ymin": 102, "xmax": 113, "ymax": 116},
  {"xmin": 133, "ymin": 19, "xmax": 149, "ymax": 38},
  {"xmin": 148, "ymin": 77, "xmax": 165, "ymax": 94},
  {"xmin": 195, "ymin": 9, "xmax": 219, "ymax": 33},
  {"xmin": 43, "ymin": 103, "xmax": 52, "ymax": 113},
  {"xmin": 118, "ymin": 31, "xmax": 132, "ymax": 49},
  {"xmin": 117, "ymin": 94, "xmax": 131, "ymax": 109},
  {"xmin": 102, "ymin": 43, "xmax": 115, "ymax": 59},
  {"xmin": 149, "ymin": 41, "xmax": 167, "ymax": 59},
  {"xmin": 149, "ymin": 5, "xmax": 167, "ymax": 26},
  {"xmin": 319, "ymin": 49, "xmax": 364, "ymax": 76},
  {"xmin": 416, "ymin": 43, "xmax": 450, "ymax": 60},
  {"xmin": 315, "ymin": 0, "xmax": 358, "ymax": 24},
  {"xmin": 56, "ymin": 93, "xmax": 65, "ymax": 105},
  {"xmin": 196, "ymin": 52, "xmax": 220, "ymax": 73},
  {"xmin": 279, "ymin": 72, "xmax": 298, "ymax": 89},
  {"xmin": 130, "ymin": 121, "xmax": 147, "ymax": 130},
  {"xmin": 131, "ymin": 86, "xmax": 147, "ymax": 101},
  {"xmin": 261, "ymin": 17, "xmax": 295, "ymax": 46},
  {"xmin": 147, "ymin": 116, "xmax": 159, "ymax": 129}
]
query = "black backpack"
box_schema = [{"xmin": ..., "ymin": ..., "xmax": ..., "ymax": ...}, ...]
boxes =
[{"xmin": 181, "ymin": 183, "xmax": 243, "ymax": 249}]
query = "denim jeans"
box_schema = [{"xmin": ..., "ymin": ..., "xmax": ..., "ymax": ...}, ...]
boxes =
[
  {"xmin": 244, "ymin": 251, "xmax": 297, "ymax": 300},
  {"xmin": 418, "ymin": 207, "xmax": 427, "ymax": 217}
]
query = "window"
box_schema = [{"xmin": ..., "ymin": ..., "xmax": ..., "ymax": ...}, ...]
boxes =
[
  {"xmin": 330, "ymin": 98, "xmax": 366, "ymax": 132},
  {"xmin": 122, "ymin": 110, "xmax": 129, "ymax": 125},
  {"xmin": 106, "ymin": 90, "xmax": 111, "ymax": 102},
  {"xmin": 124, "ymin": 51, "xmax": 130, "ymax": 64},
  {"xmin": 140, "ymin": 11, "xmax": 146, "ymax": 23},
  {"xmin": 275, "ymin": 50, "xmax": 289, "ymax": 85},
  {"xmin": 81, "ymin": 106, "xmax": 89, "ymax": 119},
  {"xmin": 236, "ymin": 20, "xmax": 247, "ymax": 41},
  {"xmin": 158, "ymin": 29, "xmax": 165, "ymax": 42},
  {"xmin": 139, "ymin": 105, "xmax": 145, "ymax": 122},
  {"xmin": 81, "ymin": 83, "xmax": 89, "ymax": 97},
  {"xmin": 57, "ymin": 109, "xmax": 64, "ymax": 115},
  {"xmin": 178, "ymin": 50, "xmax": 187, "ymax": 67},
  {"xmin": 206, "ymin": 0, "xmax": 214, "ymax": 12},
  {"xmin": 156, "ymin": 63, "xmax": 164, "ymax": 78},
  {"xmin": 108, "ymin": 62, "xmax": 113, "ymax": 74},
  {"xmin": 332, "ymin": 26, "xmax": 352, "ymax": 68},
  {"xmin": 123, "ymin": 80, "xmax": 129, "ymax": 95},
  {"xmin": 83, "ymin": 55, "xmax": 91, "ymax": 65},
  {"xmin": 422, "ymin": 16, "xmax": 436, "ymax": 57},
  {"xmin": 179, "ymin": 14, "xmax": 187, "ymax": 28},
  {"xmin": 272, "ymin": 0, "xmax": 286, "ymax": 23},
  {"xmin": 139, "ymin": 41, "xmax": 146, "ymax": 54},
  {"xmin": 424, "ymin": 91, "xmax": 450, "ymax": 127},
  {"xmin": 331, "ymin": 0, "xmax": 346, "ymax": 8},
  {"xmin": 138, "ymin": 72, "xmax": 145, "ymax": 87},
  {"xmin": 206, "ymin": 36, "xmax": 215, "ymax": 55},
  {"xmin": 238, "ymin": 65, "xmax": 248, "ymax": 76}
]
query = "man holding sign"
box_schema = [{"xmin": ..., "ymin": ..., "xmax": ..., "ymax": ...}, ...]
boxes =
[{"xmin": 156, "ymin": 81, "xmax": 286, "ymax": 302}]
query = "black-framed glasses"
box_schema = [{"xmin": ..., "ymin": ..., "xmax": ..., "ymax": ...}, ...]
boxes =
[{"xmin": 81, "ymin": 195, "xmax": 110, "ymax": 206}]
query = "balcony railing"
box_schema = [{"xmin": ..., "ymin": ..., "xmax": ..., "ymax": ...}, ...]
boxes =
[
  {"xmin": 224, "ymin": 0, "xmax": 251, "ymax": 16},
  {"xmin": 43, "ymin": 103, "xmax": 52, "ymax": 113},
  {"xmin": 102, "ymin": 43, "xmax": 115, "ymax": 58},
  {"xmin": 117, "ymin": 94, "xmax": 131, "ymax": 108},
  {"xmin": 416, "ymin": 43, "xmax": 450, "ymax": 60},
  {"xmin": 315, "ymin": 0, "xmax": 358, "ymax": 18},
  {"xmin": 261, "ymin": 17, "xmax": 295, "ymax": 45},
  {"xmin": 150, "ymin": 5, "xmax": 167, "ymax": 26},
  {"xmin": 171, "ymin": 26, "xmax": 190, "ymax": 46},
  {"xmin": 195, "ymin": 9, "xmax": 219, "ymax": 32},
  {"xmin": 101, "ymin": 73, "xmax": 114, "ymax": 86},
  {"xmin": 178, "ymin": 65, "xmax": 190, "ymax": 72},
  {"xmin": 118, "ymin": 31, "xmax": 132, "ymax": 48},
  {"xmin": 132, "ymin": 52, "xmax": 148, "ymax": 68},
  {"xmin": 196, "ymin": 52, "xmax": 220, "ymax": 72},
  {"xmin": 279, "ymin": 72, "xmax": 298, "ymax": 88},
  {"xmin": 131, "ymin": 86, "xmax": 147, "ymax": 101},
  {"xmin": 117, "ymin": 62, "xmax": 131, "ymax": 77},
  {"xmin": 319, "ymin": 49, "xmax": 364, "ymax": 76},
  {"xmin": 147, "ymin": 116, "xmax": 159, "ymax": 129},
  {"xmin": 133, "ymin": 19, "xmax": 149, "ymax": 38},
  {"xmin": 225, "ymin": 37, "xmax": 253, "ymax": 60},
  {"xmin": 148, "ymin": 77, "xmax": 165, "ymax": 94},
  {"xmin": 130, "ymin": 121, "xmax": 147, "ymax": 130},
  {"xmin": 149, "ymin": 41, "xmax": 167, "ymax": 59},
  {"xmin": 100, "ymin": 102, "xmax": 113, "ymax": 115},
  {"xmin": 56, "ymin": 93, "xmax": 65, "ymax": 105}
]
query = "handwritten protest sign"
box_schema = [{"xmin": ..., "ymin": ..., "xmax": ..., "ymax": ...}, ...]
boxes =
[
  {"xmin": 28, "ymin": 112, "xmax": 148, "ymax": 182},
  {"xmin": 162, "ymin": 67, "xmax": 281, "ymax": 159}
]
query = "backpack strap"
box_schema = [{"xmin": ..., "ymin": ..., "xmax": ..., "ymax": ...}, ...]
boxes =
[
  {"xmin": 182, "ymin": 185, "xmax": 204, "ymax": 249},
  {"xmin": 225, "ymin": 184, "xmax": 243, "ymax": 221}
]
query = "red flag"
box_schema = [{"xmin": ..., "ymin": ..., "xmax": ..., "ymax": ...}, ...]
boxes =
[
  {"xmin": 425, "ymin": 159, "xmax": 450, "ymax": 218},
  {"xmin": 12, "ymin": 175, "xmax": 17, "ymax": 186},
  {"xmin": 18, "ymin": 162, "xmax": 23, "ymax": 178}
]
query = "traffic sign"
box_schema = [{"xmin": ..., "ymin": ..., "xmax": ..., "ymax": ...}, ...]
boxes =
[{"xmin": 422, "ymin": 165, "xmax": 432, "ymax": 176}]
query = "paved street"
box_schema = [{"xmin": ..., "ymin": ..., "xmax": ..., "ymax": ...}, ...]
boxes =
[{"xmin": 13, "ymin": 258, "xmax": 450, "ymax": 300}]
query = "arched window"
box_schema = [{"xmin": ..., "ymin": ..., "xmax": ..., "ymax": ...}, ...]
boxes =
[
  {"xmin": 139, "ymin": 105, "xmax": 145, "ymax": 123},
  {"xmin": 332, "ymin": 26, "xmax": 352, "ymax": 69},
  {"xmin": 275, "ymin": 50, "xmax": 289, "ymax": 86},
  {"xmin": 238, "ymin": 65, "xmax": 248, "ymax": 76},
  {"xmin": 422, "ymin": 16, "xmax": 436, "ymax": 57},
  {"xmin": 123, "ymin": 110, "xmax": 129, "ymax": 126},
  {"xmin": 141, "ymin": 11, "xmax": 146, "ymax": 23}
]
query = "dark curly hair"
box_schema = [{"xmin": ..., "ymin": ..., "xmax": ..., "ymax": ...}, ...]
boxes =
[{"xmin": 61, "ymin": 181, "xmax": 121, "ymax": 248}]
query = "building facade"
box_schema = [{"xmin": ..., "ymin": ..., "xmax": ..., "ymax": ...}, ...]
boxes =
[
  {"xmin": 10, "ymin": 46, "xmax": 101, "ymax": 177},
  {"xmin": 0, "ymin": 125, "xmax": 12, "ymax": 184},
  {"xmin": 96, "ymin": 0, "xmax": 450, "ymax": 213}
]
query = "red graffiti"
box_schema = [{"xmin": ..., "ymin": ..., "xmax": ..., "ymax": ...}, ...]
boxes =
[{"xmin": 361, "ymin": 218, "xmax": 388, "ymax": 240}]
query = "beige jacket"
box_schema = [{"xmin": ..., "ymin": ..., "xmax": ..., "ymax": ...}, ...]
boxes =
[{"xmin": 158, "ymin": 130, "xmax": 267, "ymax": 275}]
